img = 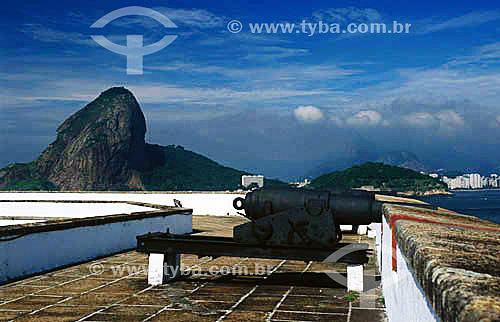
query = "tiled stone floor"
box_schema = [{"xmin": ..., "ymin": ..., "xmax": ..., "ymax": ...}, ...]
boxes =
[{"xmin": 0, "ymin": 216, "xmax": 386, "ymax": 321}]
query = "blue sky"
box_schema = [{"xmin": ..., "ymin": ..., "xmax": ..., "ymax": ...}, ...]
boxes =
[{"xmin": 1, "ymin": 0, "xmax": 500, "ymax": 178}]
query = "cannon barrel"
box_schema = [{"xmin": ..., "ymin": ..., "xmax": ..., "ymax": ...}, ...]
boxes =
[{"xmin": 233, "ymin": 187, "xmax": 382, "ymax": 225}]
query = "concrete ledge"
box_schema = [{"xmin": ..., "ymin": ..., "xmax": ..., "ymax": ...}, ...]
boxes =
[
  {"xmin": 381, "ymin": 204, "xmax": 500, "ymax": 322},
  {"xmin": 0, "ymin": 201, "xmax": 192, "ymax": 284}
]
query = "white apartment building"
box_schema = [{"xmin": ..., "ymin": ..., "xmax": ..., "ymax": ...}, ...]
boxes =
[
  {"xmin": 469, "ymin": 173, "xmax": 482, "ymax": 189},
  {"xmin": 241, "ymin": 175, "xmax": 264, "ymax": 188},
  {"xmin": 443, "ymin": 173, "xmax": 499, "ymax": 189}
]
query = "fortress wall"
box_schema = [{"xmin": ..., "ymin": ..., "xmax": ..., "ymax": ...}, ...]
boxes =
[
  {"xmin": 377, "ymin": 204, "xmax": 499, "ymax": 322},
  {"xmin": 0, "ymin": 202, "xmax": 192, "ymax": 284}
]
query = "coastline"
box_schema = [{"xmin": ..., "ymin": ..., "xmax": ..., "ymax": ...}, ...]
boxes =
[
  {"xmin": 396, "ymin": 189, "xmax": 452, "ymax": 197},
  {"xmin": 450, "ymin": 188, "xmax": 500, "ymax": 192}
]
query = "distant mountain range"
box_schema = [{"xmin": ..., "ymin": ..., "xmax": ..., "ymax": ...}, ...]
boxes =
[
  {"xmin": 306, "ymin": 149, "xmax": 429, "ymax": 179},
  {"xmin": 0, "ymin": 87, "xmax": 285, "ymax": 191},
  {"xmin": 375, "ymin": 151, "xmax": 428, "ymax": 172}
]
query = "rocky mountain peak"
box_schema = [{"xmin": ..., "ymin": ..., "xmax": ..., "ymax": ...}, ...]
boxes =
[{"xmin": 36, "ymin": 87, "xmax": 147, "ymax": 190}]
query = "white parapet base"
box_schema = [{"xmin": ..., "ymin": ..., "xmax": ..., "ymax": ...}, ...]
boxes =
[
  {"xmin": 378, "ymin": 216, "xmax": 439, "ymax": 322},
  {"xmin": 340, "ymin": 225, "xmax": 369, "ymax": 235},
  {"xmin": 367, "ymin": 224, "xmax": 377, "ymax": 238},
  {"xmin": 0, "ymin": 212, "xmax": 191, "ymax": 284},
  {"xmin": 148, "ymin": 253, "xmax": 165, "ymax": 286},
  {"xmin": 148, "ymin": 253, "xmax": 181, "ymax": 286},
  {"xmin": 0, "ymin": 202, "xmax": 156, "ymax": 220},
  {"xmin": 347, "ymin": 264, "xmax": 364, "ymax": 292}
]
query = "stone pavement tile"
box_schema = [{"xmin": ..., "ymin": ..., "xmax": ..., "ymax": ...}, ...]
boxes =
[
  {"xmin": 233, "ymin": 296, "xmax": 282, "ymax": 312},
  {"xmin": 308, "ymin": 262, "xmax": 348, "ymax": 272},
  {"xmin": 119, "ymin": 293, "xmax": 171, "ymax": 306},
  {"xmin": 0, "ymin": 286, "xmax": 47, "ymax": 298},
  {"xmin": 51, "ymin": 268, "xmax": 87, "ymax": 278},
  {"xmin": 272, "ymin": 311, "xmax": 348, "ymax": 321},
  {"xmin": 99, "ymin": 256, "xmax": 136, "ymax": 265},
  {"xmin": 195, "ymin": 285, "xmax": 255, "ymax": 296},
  {"xmin": 224, "ymin": 311, "xmax": 269, "ymax": 321},
  {"xmin": 19, "ymin": 276, "xmax": 82, "ymax": 288},
  {"xmin": 70, "ymin": 262, "xmax": 123, "ymax": 276},
  {"xmin": 291, "ymin": 286, "xmax": 347, "ymax": 297},
  {"xmin": 350, "ymin": 308, "xmax": 386, "ymax": 322},
  {"xmin": 0, "ymin": 279, "xmax": 26, "ymax": 289},
  {"xmin": 193, "ymin": 300, "xmax": 234, "ymax": 310},
  {"xmin": 14, "ymin": 305, "xmax": 96, "ymax": 322},
  {"xmin": 189, "ymin": 293, "xmax": 241, "ymax": 302},
  {"xmin": 62, "ymin": 293, "xmax": 129, "ymax": 306},
  {"xmin": 250, "ymin": 285, "xmax": 290, "ymax": 296},
  {"xmin": 91, "ymin": 278, "xmax": 149, "ymax": 293},
  {"xmin": 47, "ymin": 278, "xmax": 109, "ymax": 294},
  {"xmin": 279, "ymin": 295, "xmax": 349, "ymax": 314},
  {"xmin": 0, "ymin": 310, "xmax": 28, "ymax": 321},
  {"xmin": 0, "ymin": 295, "xmax": 65, "ymax": 311},
  {"xmin": 352, "ymin": 296, "xmax": 386, "ymax": 309},
  {"xmin": 95, "ymin": 305, "xmax": 160, "ymax": 320},
  {"xmin": 148, "ymin": 310, "xmax": 223, "ymax": 321},
  {"xmin": 35, "ymin": 288, "xmax": 81, "ymax": 297},
  {"xmin": 155, "ymin": 281, "xmax": 203, "ymax": 292}
]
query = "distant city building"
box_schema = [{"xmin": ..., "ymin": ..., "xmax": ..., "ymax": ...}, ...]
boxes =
[
  {"xmin": 469, "ymin": 173, "xmax": 481, "ymax": 189},
  {"xmin": 242, "ymin": 175, "xmax": 264, "ymax": 188},
  {"xmin": 297, "ymin": 179, "xmax": 310, "ymax": 188},
  {"xmin": 289, "ymin": 178, "xmax": 310, "ymax": 188},
  {"xmin": 490, "ymin": 174, "xmax": 499, "ymax": 188},
  {"xmin": 442, "ymin": 172, "xmax": 499, "ymax": 190},
  {"xmin": 358, "ymin": 185, "xmax": 381, "ymax": 192},
  {"xmin": 429, "ymin": 173, "xmax": 439, "ymax": 178}
]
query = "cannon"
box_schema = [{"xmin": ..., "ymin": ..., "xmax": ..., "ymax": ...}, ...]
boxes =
[
  {"xmin": 232, "ymin": 187, "xmax": 383, "ymax": 247},
  {"xmin": 136, "ymin": 187, "xmax": 437, "ymax": 285}
]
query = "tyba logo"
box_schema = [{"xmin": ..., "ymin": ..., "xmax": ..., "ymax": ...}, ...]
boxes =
[{"xmin": 91, "ymin": 6, "xmax": 178, "ymax": 75}]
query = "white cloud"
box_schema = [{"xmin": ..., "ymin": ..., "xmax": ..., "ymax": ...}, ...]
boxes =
[
  {"xmin": 418, "ymin": 11, "xmax": 500, "ymax": 34},
  {"xmin": 404, "ymin": 112, "xmax": 436, "ymax": 127},
  {"xmin": 130, "ymin": 86, "xmax": 328, "ymax": 104},
  {"xmin": 146, "ymin": 62, "xmax": 359, "ymax": 86},
  {"xmin": 312, "ymin": 7, "xmax": 383, "ymax": 24},
  {"xmin": 346, "ymin": 110, "xmax": 382, "ymax": 126},
  {"xmin": 294, "ymin": 106, "xmax": 324, "ymax": 122},
  {"xmin": 403, "ymin": 110, "xmax": 465, "ymax": 131},
  {"xmin": 109, "ymin": 7, "xmax": 224, "ymax": 29},
  {"xmin": 436, "ymin": 110, "xmax": 465, "ymax": 129},
  {"xmin": 156, "ymin": 7, "xmax": 224, "ymax": 28},
  {"xmin": 245, "ymin": 46, "xmax": 309, "ymax": 61},
  {"xmin": 21, "ymin": 24, "xmax": 95, "ymax": 46},
  {"xmin": 358, "ymin": 67, "xmax": 500, "ymax": 109},
  {"xmin": 446, "ymin": 42, "xmax": 500, "ymax": 68}
]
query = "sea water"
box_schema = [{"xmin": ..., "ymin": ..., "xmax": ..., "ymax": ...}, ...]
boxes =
[{"xmin": 418, "ymin": 190, "xmax": 500, "ymax": 224}]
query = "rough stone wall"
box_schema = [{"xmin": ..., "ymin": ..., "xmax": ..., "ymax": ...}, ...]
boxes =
[{"xmin": 384, "ymin": 204, "xmax": 500, "ymax": 322}]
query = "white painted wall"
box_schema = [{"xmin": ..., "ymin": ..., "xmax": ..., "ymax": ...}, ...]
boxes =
[
  {"xmin": 371, "ymin": 223, "xmax": 382, "ymax": 269},
  {"xmin": 339, "ymin": 225, "xmax": 369, "ymax": 234},
  {"xmin": 0, "ymin": 220, "xmax": 43, "ymax": 226},
  {"xmin": 378, "ymin": 215, "xmax": 439, "ymax": 322},
  {"xmin": 0, "ymin": 213, "xmax": 191, "ymax": 284},
  {"xmin": 0, "ymin": 202, "xmax": 156, "ymax": 219},
  {"xmin": 0, "ymin": 192, "xmax": 244, "ymax": 216}
]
